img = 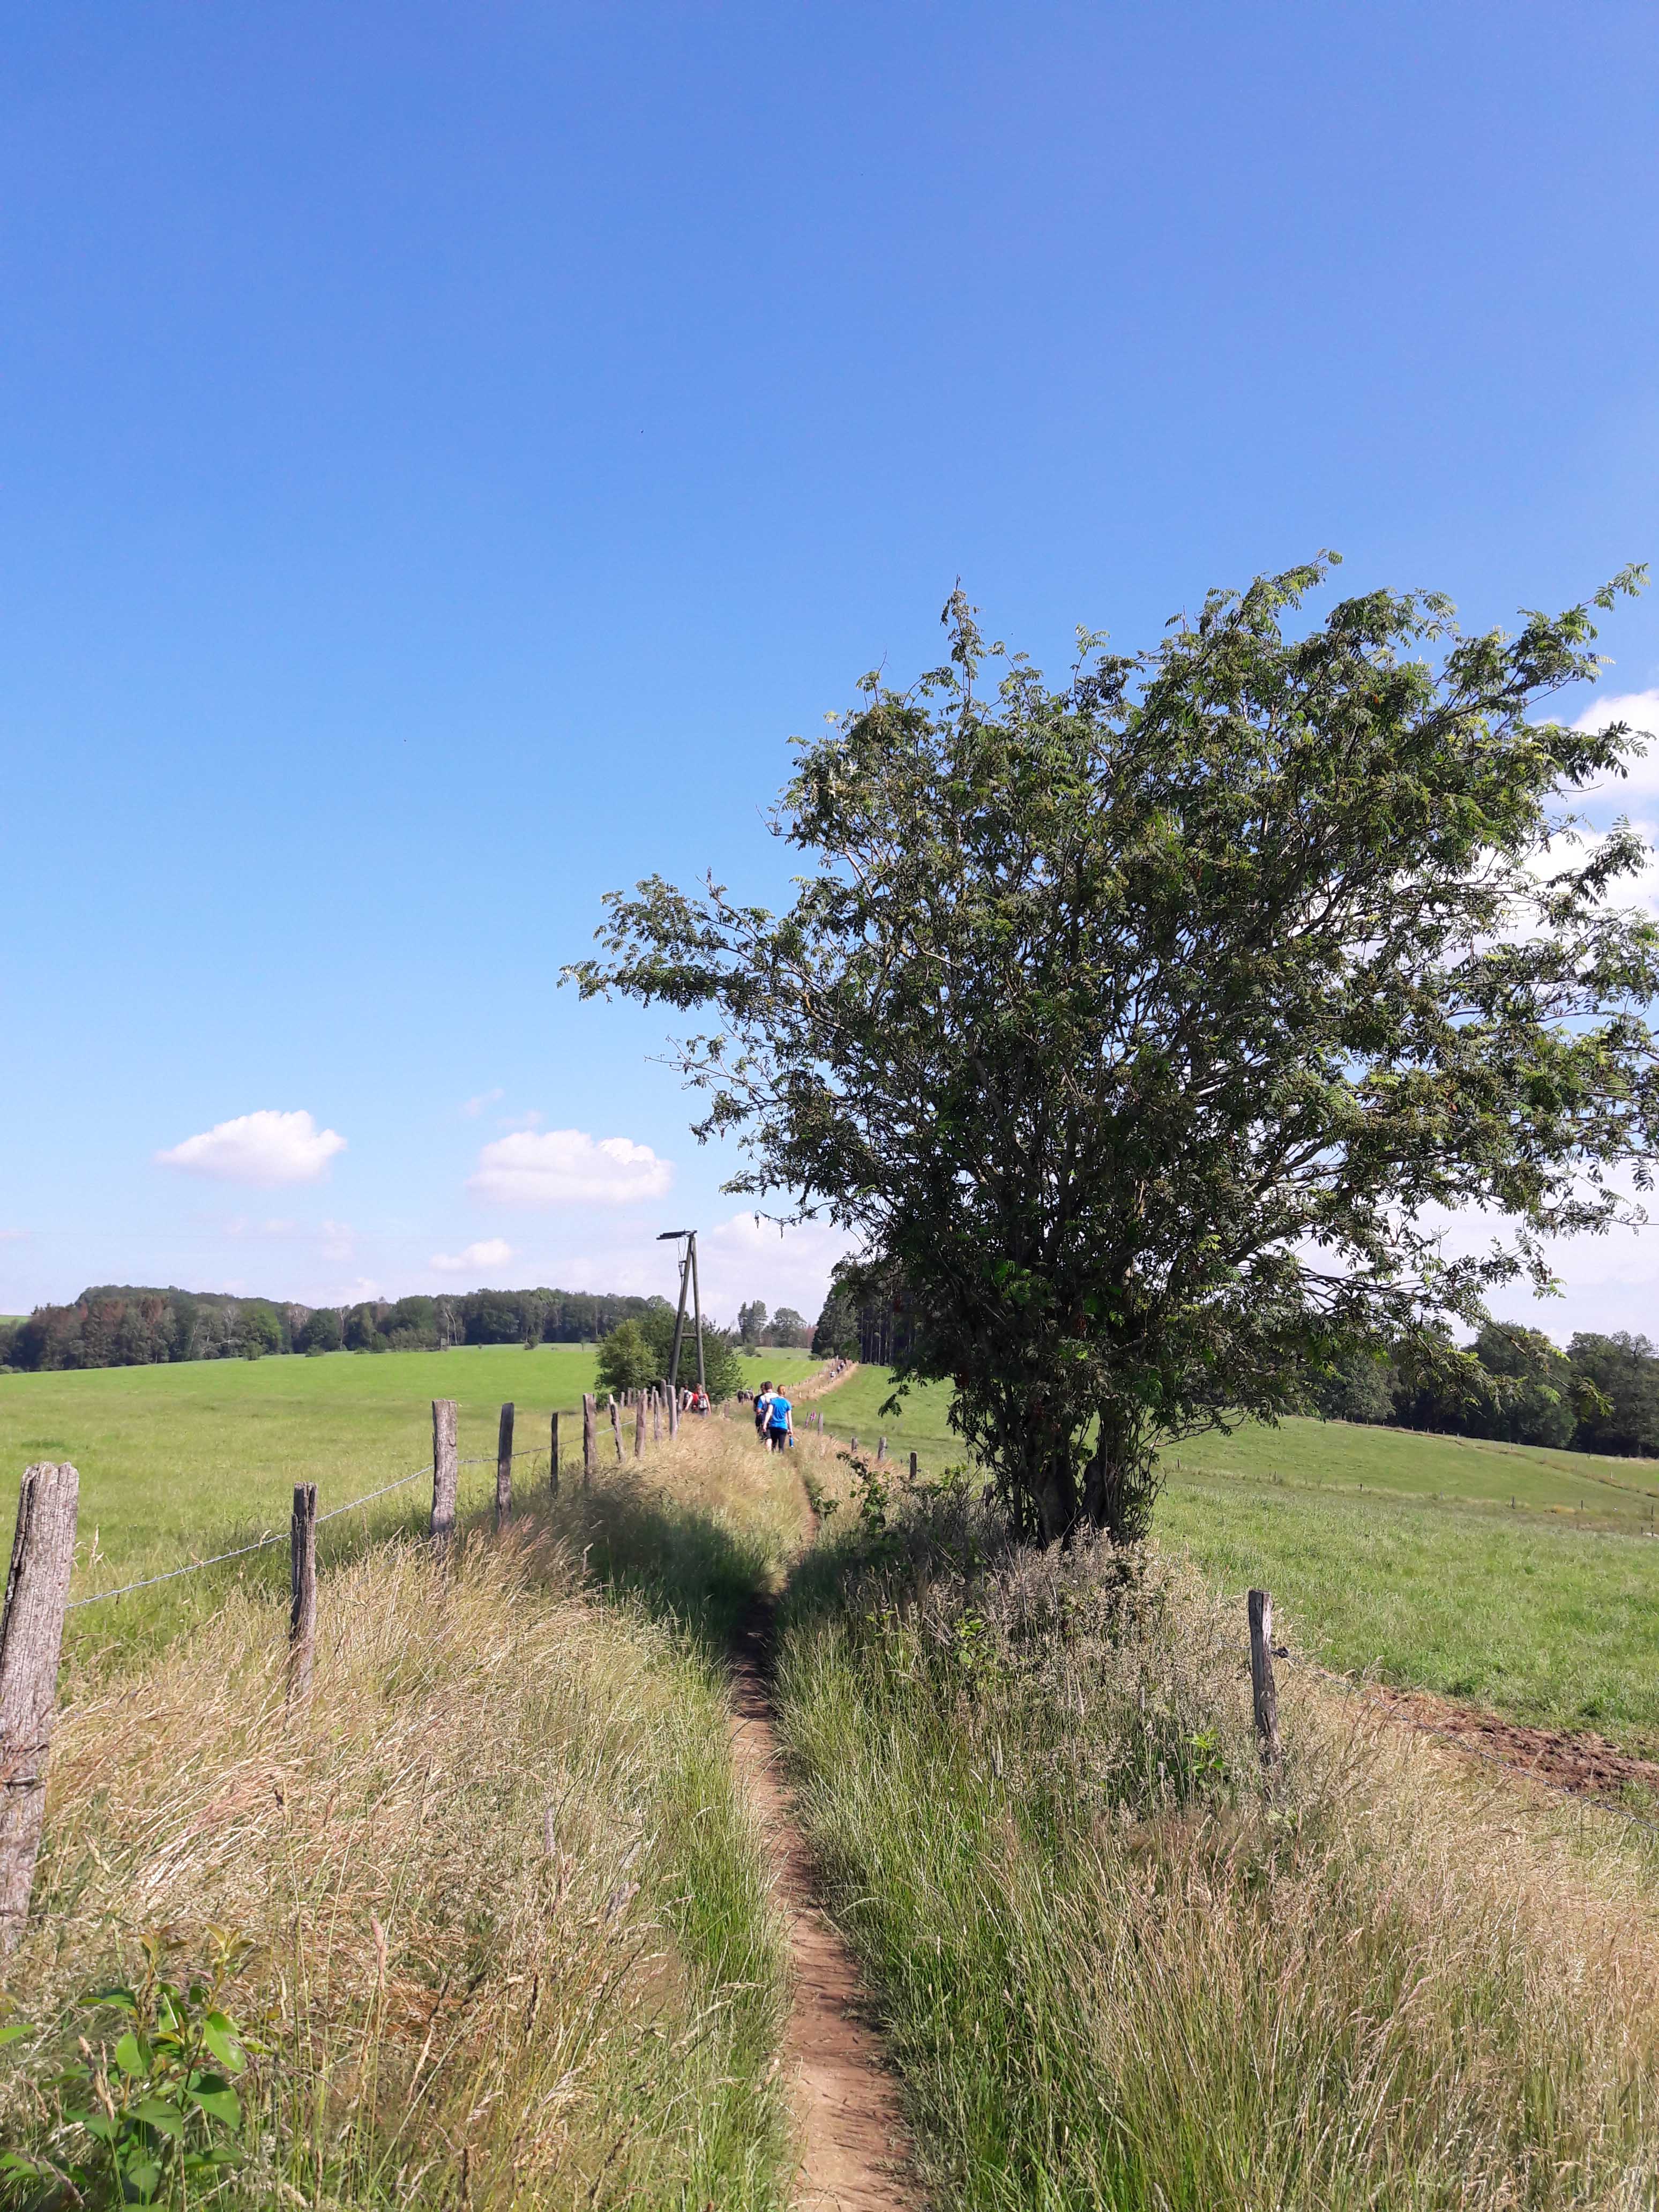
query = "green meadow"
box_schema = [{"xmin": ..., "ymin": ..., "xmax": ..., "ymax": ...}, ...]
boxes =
[
  {"xmin": 0, "ymin": 1343, "xmax": 818, "ymax": 1662},
  {"xmin": 814, "ymin": 1367, "xmax": 1659, "ymax": 1753},
  {"xmin": 6, "ymin": 1345, "xmax": 1657, "ymax": 1747}
]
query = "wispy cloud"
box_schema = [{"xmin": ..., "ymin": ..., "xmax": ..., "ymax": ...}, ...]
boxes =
[
  {"xmin": 461, "ymin": 1088, "xmax": 505, "ymax": 1118},
  {"xmin": 431, "ymin": 1237, "xmax": 515, "ymax": 1274},
  {"xmin": 467, "ymin": 1130, "xmax": 672, "ymax": 1207},
  {"xmin": 156, "ymin": 1109, "xmax": 347, "ymax": 1187}
]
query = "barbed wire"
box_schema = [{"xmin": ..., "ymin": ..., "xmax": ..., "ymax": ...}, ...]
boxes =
[
  {"xmin": 59, "ymin": 1434, "xmax": 591, "ymax": 1615},
  {"xmin": 65, "ymin": 1454, "xmax": 476, "ymax": 1612}
]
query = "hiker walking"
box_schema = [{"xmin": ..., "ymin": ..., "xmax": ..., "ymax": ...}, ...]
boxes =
[{"xmin": 764, "ymin": 1384, "xmax": 794, "ymax": 1453}]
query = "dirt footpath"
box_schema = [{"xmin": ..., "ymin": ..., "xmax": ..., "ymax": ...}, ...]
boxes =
[{"xmin": 728, "ymin": 1604, "xmax": 923, "ymax": 2212}]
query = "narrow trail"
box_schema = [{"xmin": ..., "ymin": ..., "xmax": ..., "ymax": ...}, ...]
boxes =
[{"xmin": 729, "ymin": 1601, "xmax": 924, "ymax": 2212}]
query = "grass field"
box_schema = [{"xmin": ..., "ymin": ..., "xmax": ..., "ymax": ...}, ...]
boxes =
[
  {"xmin": 1, "ymin": 1417, "xmax": 811, "ymax": 2209},
  {"xmin": 775, "ymin": 1479, "xmax": 1659, "ymax": 2211},
  {"xmin": 811, "ymin": 1370, "xmax": 1659, "ymax": 1753},
  {"xmin": 9, "ymin": 1347, "xmax": 1657, "ymax": 1746},
  {"xmin": 0, "ymin": 1343, "xmax": 818, "ymax": 1663}
]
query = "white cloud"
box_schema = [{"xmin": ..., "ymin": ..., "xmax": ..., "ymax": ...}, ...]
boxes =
[
  {"xmin": 1525, "ymin": 818, "xmax": 1659, "ymax": 920},
  {"xmin": 467, "ymin": 1129, "xmax": 673, "ymax": 1207},
  {"xmin": 702, "ymin": 1211, "xmax": 858, "ymax": 1318},
  {"xmin": 156, "ymin": 1109, "xmax": 347, "ymax": 1187},
  {"xmin": 1564, "ymin": 689, "xmax": 1659, "ymax": 801},
  {"xmin": 461, "ymin": 1088, "xmax": 504, "ymax": 1118},
  {"xmin": 431, "ymin": 1237, "xmax": 515, "ymax": 1274}
]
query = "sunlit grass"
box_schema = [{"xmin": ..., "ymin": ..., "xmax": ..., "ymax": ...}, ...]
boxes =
[
  {"xmin": 810, "ymin": 1372, "xmax": 1659, "ymax": 1752},
  {"xmin": 774, "ymin": 1473, "xmax": 1659, "ymax": 2211},
  {"xmin": 1, "ymin": 1423, "xmax": 805, "ymax": 2209}
]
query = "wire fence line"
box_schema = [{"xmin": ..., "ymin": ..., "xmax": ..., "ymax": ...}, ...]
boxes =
[{"xmin": 59, "ymin": 1441, "xmax": 564, "ymax": 1615}]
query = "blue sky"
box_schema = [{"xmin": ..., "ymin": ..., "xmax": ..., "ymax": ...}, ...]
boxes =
[{"xmin": 3, "ymin": 1, "xmax": 1658, "ymax": 1334}]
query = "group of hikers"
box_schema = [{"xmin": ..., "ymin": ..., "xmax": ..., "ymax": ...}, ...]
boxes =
[{"xmin": 738, "ymin": 1381, "xmax": 796, "ymax": 1451}]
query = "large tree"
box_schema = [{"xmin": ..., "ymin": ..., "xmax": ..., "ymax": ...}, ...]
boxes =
[{"xmin": 568, "ymin": 560, "xmax": 1659, "ymax": 1543}]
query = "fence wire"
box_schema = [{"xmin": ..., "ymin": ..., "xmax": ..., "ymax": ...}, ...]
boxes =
[{"xmin": 59, "ymin": 1429, "xmax": 594, "ymax": 1615}]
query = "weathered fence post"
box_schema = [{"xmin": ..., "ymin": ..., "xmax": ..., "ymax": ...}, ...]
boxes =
[
  {"xmin": 496, "ymin": 1402, "xmax": 514, "ymax": 1528},
  {"xmin": 549, "ymin": 1410, "xmax": 561, "ymax": 1499},
  {"xmin": 1247, "ymin": 1589, "xmax": 1282, "ymax": 1769},
  {"xmin": 909, "ymin": 1451, "xmax": 918, "ymax": 1481},
  {"xmin": 850, "ymin": 1434, "xmax": 858, "ymax": 1456},
  {"xmin": 609, "ymin": 1396, "xmax": 624, "ymax": 1462},
  {"xmin": 877, "ymin": 1436, "xmax": 887, "ymax": 1462},
  {"xmin": 431, "ymin": 1400, "xmax": 458, "ymax": 1548},
  {"xmin": 669, "ymin": 1386, "xmax": 679, "ymax": 1439},
  {"xmin": 0, "ymin": 1462, "xmax": 79, "ymax": 1954},
  {"xmin": 652, "ymin": 1391, "xmax": 661, "ymax": 1444},
  {"xmin": 582, "ymin": 1394, "xmax": 597, "ymax": 1487},
  {"xmin": 633, "ymin": 1396, "xmax": 646, "ymax": 1460},
  {"xmin": 288, "ymin": 1483, "xmax": 317, "ymax": 1700}
]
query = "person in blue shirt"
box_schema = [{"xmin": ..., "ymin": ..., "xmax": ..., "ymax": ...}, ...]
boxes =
[{"xmin": 764, "ymin": 1386, "xmax": 794, "ymax": 1452}]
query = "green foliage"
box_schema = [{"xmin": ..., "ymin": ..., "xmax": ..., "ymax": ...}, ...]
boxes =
[
  {"xmin": 3, "ymin": 1930, "xmax": 257, "ymax": 2209},
  {"xmin": 595, "ymin": 1318, "xmax": 658, "ymax": 1396},
  {"xmin": 631, "ymin": 1306, "xmax": 744, "ymax": 1401},
  {"xmin": 737, "ymin": 1299, "xmax": 767, "ymax": 1347},
  {"xmin": 1568, "ymin": 1331, "xmax": 1659, "ymax": 1457},
  {"xmin": 678, "ymin": 1331, "xmax": 742, "ymax": 1404},
  {"xmin": 571, "ymin": 561, "xmax": 1659, "ymax": 1544},
  {"xmin": 810, "ymin": 1283, "xmax": 858, "ymax": 1360}
]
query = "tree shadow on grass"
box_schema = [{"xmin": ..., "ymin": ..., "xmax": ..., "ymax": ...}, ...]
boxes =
[{"xmin": 540, "ymin": 1474, "xmax": 782, "ymax": 1659}]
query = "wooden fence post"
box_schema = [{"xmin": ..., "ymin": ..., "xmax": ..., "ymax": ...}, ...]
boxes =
[
  {"xmin": 633, "ymin": 1396, "xmax": 646, "ymax": 1460},
  {"xmin": 1247, "ymin": 1589, "xmax": 1282, "ymax": 1769},
  {"xmin": 288, "ymin": 1483, "xmax": 317, "ymax": 1700},
  {"xmin": 582, "ymin": 1394, "xmax": 597, "ymax": 1486},
  {"xmin": 496, "ymin": 1402, "xmax": 514, "ymax": 1528},
  {"xmin": 909, "ymin": 1451, "xmax": 918, "ymax": 1481},
  {"xmin": 850, "ymin": 1434, "xmax": 858, "ymax": 1456},
  {"xmin": 0, "ymin": 1461, "xmax": 79, "ymax": 1955},
  {"xmin": 877, "ymin": 1436, "xmax": 887, "ymax": 1462},
  {"xmin": 609, "ymin": 1397, "xmax": 623, "ymax": 1463},
  {"xmin": 431, "ymin": 1400, "xmax": 458, "ymax": 1548},
  {"xmin": 652, "ymin": 1391, "xmax": 661, "ymax": 1445},
  {"xmin": 669, "ymin": 1386, "xmax": 679, "ymax": 1439},
  {"xmin": 549, "ymin": 1410, "xmax": 561, "ymax": 1499}
]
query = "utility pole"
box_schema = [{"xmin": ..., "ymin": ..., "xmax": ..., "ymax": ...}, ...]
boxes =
[
  {"xmin": 656, "ymin": 1229, "xmax": 705, "ymax": 1394},
  {"xmin": 690, "ymin": 1232, "xmax": 706, "ymax": 1394}
]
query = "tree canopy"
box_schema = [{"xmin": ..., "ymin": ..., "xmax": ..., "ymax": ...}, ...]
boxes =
[{"xmin": 568, "ymin": 559, "xmax": 1659, "ymax": 1543}]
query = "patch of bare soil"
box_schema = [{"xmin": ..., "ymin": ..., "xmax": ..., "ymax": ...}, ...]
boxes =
[
  {"xmin": 729, "ymin": 1604, "xmax": 923, "ymax": 2211},
  {"xmin": 1369, "ymin": 1683, "xmax": 1659, "ymax": 1804}
]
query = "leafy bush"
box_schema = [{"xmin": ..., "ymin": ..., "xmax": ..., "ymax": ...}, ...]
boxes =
[{"xmin": 3, "ymin": 1931, "xmax": 256, "ymax": 2209}]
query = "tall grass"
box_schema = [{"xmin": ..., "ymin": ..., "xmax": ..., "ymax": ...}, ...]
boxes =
[
  {"xmin": 2, "ymin": 1496, "xmax": 795, "ymax": 2208},
  {"xmin": 776, "ymin": 1476, "xmax": 1659, "ymax": 2209}
]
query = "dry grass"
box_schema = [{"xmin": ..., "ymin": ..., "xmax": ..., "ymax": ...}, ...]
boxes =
[
  {"xmin": 2, "ymin": 1490, "xmax": 794, "ymax": 2208},
  {"xmin": 777, "ymin": 1471, "xmax": 1659, "ymax": 2209}
]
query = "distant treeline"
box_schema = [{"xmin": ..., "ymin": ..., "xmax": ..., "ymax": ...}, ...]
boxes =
[
  {"xmin": 0, "ymin": 1284, "xmax": 697, "ymax": 1372},
  {"xmin": 811, "ymin": 1259, "xmax": 1659, "ymax": 1462},
  {"xmin": 1316, "ymin": 1323, "xmax": 1659, "ymax": 1459}
]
